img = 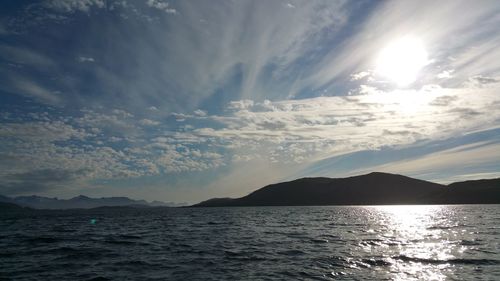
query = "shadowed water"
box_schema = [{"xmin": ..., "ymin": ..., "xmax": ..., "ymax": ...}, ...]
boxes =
[{"xmin": 1, "ymin": 205, "xmax": 500, "ymax": 280}]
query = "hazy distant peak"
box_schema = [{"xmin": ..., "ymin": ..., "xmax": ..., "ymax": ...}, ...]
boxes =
[
  {"xmin": 72, "ymin": 195, "xmax": 91, "ymax": 200},
  {"xmin": 0, "ymin": 194, "xmax": 183, "ymax": 209}
]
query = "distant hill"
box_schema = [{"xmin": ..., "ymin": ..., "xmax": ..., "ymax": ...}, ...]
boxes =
[
  {"xmin": 193, "ymin": 172, "xmax": 500, "ymax": 207},
  {"xmin": 0, "ymin": 202, "xmax": 169, "ymax": 217},
  {"xmin": 0, "ymin": 202, "xmax": 34, "ymax": 214},
  {"xmin": 437, "ymin": 178, "xmax": 500, "ymax": 204},
  {"xmin": 0, "ymin": 195, "xmax": 184, "ymax": 209}
]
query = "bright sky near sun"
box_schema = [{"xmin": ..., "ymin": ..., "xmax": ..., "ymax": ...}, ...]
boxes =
[
  {"xmin": 0, "ymin": 0, "xmax": 500, "ymax": 203},
  {"xmin": 375, "ymin": 36, "xmax": 429, "ymax": 86}
]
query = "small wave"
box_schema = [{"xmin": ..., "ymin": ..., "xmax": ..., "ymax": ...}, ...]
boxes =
[
  {"xmin": 0, "ymin": 251, "xmax": 15, "ymax": 258},
  {"xmin": 224, "ymin": 250, "xmax": 245, "ymax": 256},
  {"xmin": 310, "ymin": 238, "xmax": 329, "ymax": 244},
  {"xmin": 358, "ymin": 239, "xmax": 383, "ymax": 247},
  {"xmin": 50, "ymin": 247, "xmax": 110, "ymax": 260},
  {"xmin": 24, "ymin": 236, "xmax": 60, "ymax": 243},
  {"xmin": 117, "ymin": 234, "xmax": 142, "ymax": 239},
  {"xmin": 427, "ymin": 224, "xmax": 469, "ymax": 230},
  {"xmin": 86, "ymin": 277, "xmax": 111, "ymax": 281},
  {"xmin": 223, "ymin": 250, "xmax": 268, "ymax": 261},
  {"xmin": 104, "ymin": 239, "xmax": 137, "ymax": 245},
  {"xmin": 207, "ymin": 221, "xmax": 227, "ymax": 225},
  {"xmin": 277, "ymin": 249, "xmax": 305, "ymax": 256},
  {"xmin": 27, "ymin": 246, "xmax": 80, "ymax": 256},
  {"xmin": 331, "ymin": 270, "xmax": 347, "ymax": 277},
  {"xmin": 319, "ymin": 256, "xmax": 348, "ymax": 267},
  {"xmin": 460, "ymin": 239, "xmax": 482, "ymax": 246},
  {"xmin": 51, "ymin": 226, "xmax": 76, "ymax": 233},
  {"xmin": 358, "ymin": 258, "xmax": 392, "ymax": 267},
  {"xmin": 113, "ymin": 260, "xmax": 153, "ymax": 267},
  {"xmin": 475, "ymin": 249, "xmax": 496, "ymax": 254},
  {"xmin": 318, "ymin": 256, "xmax": 392, "ymax": 269},
  {"xmin": 393, "ymin": 255, "xmax": 500, "ymax": 265}
]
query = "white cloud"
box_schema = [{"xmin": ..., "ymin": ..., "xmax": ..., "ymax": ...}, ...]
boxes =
[
  {"xmin": 146, "ymin": 0, "xmax": 177, "ymax": 14},
  {"xmin": 172, "ymin": 113, "xmax": 194, "ymax": 122},
  {"xmin": 77, "ymin": 56, "xmax": 95, "ymax": 63},
  {"xmin": 350, "ymin": 71, "xmax": 371, "ymax": 81},
  {"xmin": 182, "ymin": 84, "xmax": 500, "ymax": 166},
  {"xmin": 0, "ymin": 107, "xmax": 230, "ymax": 195},
  {"xmin": 0, "ymin": 121, "xmax": 88, "ymax": 142},
  {"xmin": 44, "ymin": 0, "xmax": 105, "ymax": 13},
  {"xmin": 437, "ymin": 70, "xmax": 453, "ymax": 79},
  {"xmin": 463, "ymin": 75, "xmax": 500, "ymax": 88},
  {"xmin": 193, "ymin": 109, "xmax": 207, "ymax": 117},
  {"xmin": 155, "ymin": 148, "xmax": 224, "ymax": 173},
  {"xmin": 139, "ymin": 118, "xmax": 160, "ymax": 126},
  {"xmin": 75, "ymin": 109, "xmax": 139, "ymax": 137},
  {"xmin": 0, "ymin": 135, "xmax": 148, "ymax": 194}
]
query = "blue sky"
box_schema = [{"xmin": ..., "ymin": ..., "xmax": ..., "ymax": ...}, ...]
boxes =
[{"xmin": 1, "ymin": 0, "xmax": 499, "ymax": 203}]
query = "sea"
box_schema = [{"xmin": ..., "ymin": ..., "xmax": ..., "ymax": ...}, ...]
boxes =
[{"xmin": 1, "ymin": 205, "xmax": 500, "ymax": 280}]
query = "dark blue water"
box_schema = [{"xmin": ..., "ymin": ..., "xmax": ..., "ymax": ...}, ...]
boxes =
[{"xmin": 1, "ymin": 205, "xmax": 500, "ymax": 280}]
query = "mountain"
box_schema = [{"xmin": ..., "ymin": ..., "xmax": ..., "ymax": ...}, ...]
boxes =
[
  {"xmin": 0, "ymin": 195, "xmax": 181, "ymax": 209},
  {"xmin": 2, "ymin": 173, "xmax": 498, "ymax": 209},
  {"xmin": 438, "ymin": 178, "xmax": 500, "ymax": 204},
  {"xmin": 0, "ymin": 202, "xmax": 34, "ymax": 214},
  {"xmin": 193, "ymin": 172, "xmax": 500, "ymax": 207}
]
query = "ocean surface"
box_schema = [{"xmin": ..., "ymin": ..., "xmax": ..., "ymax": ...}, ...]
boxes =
[{"xmin": 1, "ymin": 205, "xmax": 500, "ymax": 280}]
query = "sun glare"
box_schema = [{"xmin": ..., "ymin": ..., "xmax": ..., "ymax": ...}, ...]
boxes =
[{"xmin": 376, "ymin": 36, "xmax": 428, "ymax": 86}]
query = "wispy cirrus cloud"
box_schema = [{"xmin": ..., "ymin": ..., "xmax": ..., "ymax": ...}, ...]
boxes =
[
  {"xmin": 299, "ymin": 1, "xmax": 500, "ymax": 93},
  {"xmin": 9, "ymin": 78, "xmax": 62, "ymax": 105}
]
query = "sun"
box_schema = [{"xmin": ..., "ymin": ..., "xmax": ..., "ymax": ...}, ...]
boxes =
[{"xmin": 375, "ymin": 36, "xmax": 429, "ymax": 86}]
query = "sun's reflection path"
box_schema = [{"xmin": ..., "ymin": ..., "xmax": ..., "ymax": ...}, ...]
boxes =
[{"xmin": 368, "ymin": 205, "xmax": 462, "ymax": 281}]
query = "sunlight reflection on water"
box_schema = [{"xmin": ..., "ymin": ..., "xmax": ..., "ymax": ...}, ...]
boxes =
[{"xmin": 372, "ymin": 205, "xmax": 456, "ymax": 281}]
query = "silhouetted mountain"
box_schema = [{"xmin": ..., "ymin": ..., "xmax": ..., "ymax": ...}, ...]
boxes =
[
  {"xmin": 0, "ymin": 202, "xmax": 36, "ymax": 217},
  {"xmin": 0, "ymin": 201, "xmax": 32, "ymax": 212},
  {"xmin": 0, "ymin": 202, "xmax": 172, "ymax": 218},
  {"xmin": 194, "ymin": 198, "xmax": 234, "ymax": 207},
  {"xmin": 438, "ymin": 178, "xmax": 500, "ymax": 204},
  {"xmin": 0, "ymin": 195, "xmax": 181, "ymax": 209},
  {"xmin": 193, "ymin": 172, "xmax": 500, "ymax": 207}
]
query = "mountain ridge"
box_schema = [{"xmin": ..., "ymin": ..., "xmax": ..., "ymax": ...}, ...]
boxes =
[
  {"xmin": 0, "ymin": 194, "xmax": 185, "ymax": 209},
  {"xmin": 2, "ymin": 172, "xmax": 499, "ymax": 209},
  {"xmin": 193, "ymin": 172, "xmax": 500, "ymax": 207}
]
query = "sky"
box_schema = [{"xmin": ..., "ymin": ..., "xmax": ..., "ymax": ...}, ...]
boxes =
[{"xmin": 0, "ymin": 0, "xmax": 499, "ymax": 203}]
